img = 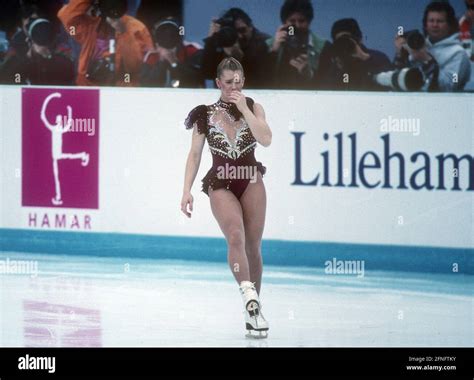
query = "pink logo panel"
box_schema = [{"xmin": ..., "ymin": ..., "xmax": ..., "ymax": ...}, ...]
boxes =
[{"xmin": 22, "ymin": 88, "xmax": 99, "ymax": 209}]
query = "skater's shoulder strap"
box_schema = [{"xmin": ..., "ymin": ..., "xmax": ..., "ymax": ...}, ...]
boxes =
[{"xmin": 184, "ymin": 104, "xmax": 208, "ymax": 135}]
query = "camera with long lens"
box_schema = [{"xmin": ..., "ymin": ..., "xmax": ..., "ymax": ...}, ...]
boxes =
[
  {"xmin": 98, "ymin": 0, "xmax": 127, "ymax": 19},
  {"xmin": 26, "ymin": 18, "xmax": 54, "ymax": 48},
  {"xmin": 402, "ymin": 29, "xmax": 425, "ymax": 50},
  {"xmin": 331, "ymin": 35, "xmax": 358, "ymax": 69},
  {"xmin": 284, "ymin": 25, "xmax": 308, "ymax": 58},
  {"xmin": 154, "ymin": 20, "xmax": 181, "ymax": 49},
  {"xmin": 373, "ymin": 67, "xmax": 425, "ymax": 91},
  {"xmin": 214, "ymin": 15, "xmax": 238, "ymax": 48},
  {"xmin": 86, "ymin": 39, "xmax": 116, "ymax": 85},
  {"xmin": 372, "ymin": 28, "xmax": 427, "ymax": 91},
  {"xmin": 86, "ymin": 56, "xmax": 114, "ymax": 85}
]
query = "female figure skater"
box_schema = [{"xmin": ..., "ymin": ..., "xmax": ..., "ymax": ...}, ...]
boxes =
[{"xmin": 181, "ymin": 57, "xmax": 272, "ymax": 338}]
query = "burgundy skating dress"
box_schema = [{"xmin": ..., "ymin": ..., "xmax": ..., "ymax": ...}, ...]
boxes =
[{"xmin": 185, "ymin": 97, "xmax": 266, "ymax": 199}]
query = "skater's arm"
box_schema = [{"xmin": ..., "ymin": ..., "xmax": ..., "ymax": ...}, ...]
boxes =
[
  {"xmin": 229, "ymin": 92, "xmax": 272, "ymax": 147},
  {"xmin": 241, "ymin": 103, "xmax": 272, "ymax": 147},
  {"xmin": 181, "ymin": 127, "xmax": 205, "ymax": 217}
]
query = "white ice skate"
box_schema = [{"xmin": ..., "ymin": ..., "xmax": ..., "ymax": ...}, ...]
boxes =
[{"xmin": 239, "ymin": 281, "xmax": 269, "ymax": 339}]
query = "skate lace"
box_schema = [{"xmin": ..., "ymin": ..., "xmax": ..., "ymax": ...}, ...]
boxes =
[{"xmin": 241, "ymin": 282, "xmax": 258, "ymax": 302}]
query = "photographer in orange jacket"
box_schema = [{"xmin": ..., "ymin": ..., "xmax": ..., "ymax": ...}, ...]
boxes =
[{"xmin": 58, "ymin": 0, "xmax": 153, "ymax": 86}]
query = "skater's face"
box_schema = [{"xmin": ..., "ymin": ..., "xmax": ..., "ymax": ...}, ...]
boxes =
[{"xmin": 216, "ymin": 70, "xmax": 244, "ymax": 100}]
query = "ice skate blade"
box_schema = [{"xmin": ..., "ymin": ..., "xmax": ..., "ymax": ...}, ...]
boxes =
[{"xmin": 245, "ymin": 330, "xmax": 268, "ymax": 339}]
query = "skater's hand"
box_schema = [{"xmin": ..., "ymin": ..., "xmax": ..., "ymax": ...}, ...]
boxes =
[
  {"xmin": 228, "ymin": 90, "xmax": 248, "ymax": 113},
  {"xmin": 180, "ymin": 191, "xmax": 194, "ymax": 218}
]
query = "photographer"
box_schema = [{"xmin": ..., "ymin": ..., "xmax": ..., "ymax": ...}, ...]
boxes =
[
  {"xmin": 140, "ymin": 18, "xmax": 204, "ymax": 88},
  {"xmin": 266, "ymin": 0, "xmax": 328, "ymax": 89},
  {"xmin": 389, "ymin": 1, "xmax": 470, "ymax": 92},
  {"xmin": 316, "ymin": 18, "xmax": 392, "ymax": 91},
  {"xmin": 0, "ymin": 16, "xmax": 74, "ymax": 85},
  {"xmin": 58, "ymin": 0, "xmax": 153, "ymax": 86},
  {"xmin": 201, "ymin": 8, "xmax": 270, "ymax": 89}
]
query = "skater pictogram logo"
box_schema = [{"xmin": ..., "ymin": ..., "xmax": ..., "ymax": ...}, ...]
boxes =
[{"xmin": 22, "ymin": 88, "xmax": 99, "ymax": 209}]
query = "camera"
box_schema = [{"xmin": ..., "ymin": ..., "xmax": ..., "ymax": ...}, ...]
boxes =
[
  {"xmin": 214, "ymin": 16, "xmax": 238, "ymax": 48},
  {"xmin": 284, "ymin": 25, "xmax": 308, "ymax": 57},
  {"xmin": 373, "ymin": 67, "xmax": 425, "ymax": 91},
  {"xmin": 86, "ymin": 39, "xmax": 115, "ymax": 85},
  {"xmin": 402, "ymin": 29, "xmax": 425, "ymax": 50},
  {"xmin": 98, "ymin": 0, "xmax": 127, "ymax": 19},
  {"xmin": 86, "ymin": 57, "xmax": 114, "ymax": 84},
  {"xmin": 154, "ymin": 20, "xmax": 181, "ymax": 50},
  {"xmin": 332, "ymin": 35, "xmax": 357, "ymax": 62},
  {"xmin": 26, "ymin": 18, "xmax": 54, "ymax": 48}
]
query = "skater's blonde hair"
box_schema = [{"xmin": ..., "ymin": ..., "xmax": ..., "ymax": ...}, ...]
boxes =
[{"xmin": 216, "ymin": 57, "xmax": 245, "ymax": 79}]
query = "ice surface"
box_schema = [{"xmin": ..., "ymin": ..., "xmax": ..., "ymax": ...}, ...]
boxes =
[{"xmin": 1, "ymin": 252, "xmax": 472, "ymax": 347}]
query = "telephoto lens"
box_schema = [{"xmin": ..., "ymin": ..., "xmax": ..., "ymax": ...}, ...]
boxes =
[
  {"xmin": 374, "ymin": 67, "xmax": 425, "ymax": 91},
  {"xmin": 332, "ymin": 35, "xmax": 357, "ymax": 61},
  {"xmin": 27, "ymin": 18, "xmax": 54, "ymax": 47},
  {"xmin": 214, "ymin": 16, "xmax": 238, "ymax": 48},
  {"xmin": 154, "ymin": 20, "xmax": 181, "ymax": 50},
  {"xmin": 98, "ymin": 0, "xmax": 127, "ymax": 19},
  {"xmin": 285, "ymin": 26, "xmax": 308, "ymax": 58}
]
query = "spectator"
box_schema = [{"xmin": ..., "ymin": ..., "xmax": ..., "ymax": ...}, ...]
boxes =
[
  {"xmin": 316, "ymin": 18, "xmax": 393, "ymax": 91},
  {"xmin": 202, "ymin": 8, "xmax": 270, "ymax": 88},
  {"xmin": 459, "ymin": 0, "xmax": 474, "ymax": 60},
  {"xmin": 58, "ymin": 0, "xmax": 153, "ymax": 86},
  {"xmin": 141, "ymin": 18, "xmax": 204, "ymax": 88},
  {"xmin": 266, "ymin": 0, "xmax": 328, "ymax": 89},
  {"xmin": 0, "ymin": 17, "xmax": 74, "ymax": 85},
  {"xmin": 393, "ymin": 1, "xmax": 470, "ymax": 91}
]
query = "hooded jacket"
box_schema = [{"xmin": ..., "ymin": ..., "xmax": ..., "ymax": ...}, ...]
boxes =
[{"xmin": 424, "ymin": 32, "xmax": 471, "ymax": 91}]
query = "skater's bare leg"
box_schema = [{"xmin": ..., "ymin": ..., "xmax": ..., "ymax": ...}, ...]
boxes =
[
  {"xmin": 210, "ymin": 187, "xmax": 250, "ymax": 284},
  {"xmin": 240, "ymin": 172, "xmax": 266, "ymax": 295}
]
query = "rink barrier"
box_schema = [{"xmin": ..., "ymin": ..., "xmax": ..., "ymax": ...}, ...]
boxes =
[
  {"xmin": 0, "ymin": 228, "xmax": 472, "ymax": 275},
  {"xmin": 1, "ymin": 88, "xmax": 472, "ymax": 254}
]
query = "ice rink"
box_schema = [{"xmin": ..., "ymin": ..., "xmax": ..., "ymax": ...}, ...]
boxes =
[{"xmin": 1, "ymin": 252, "xmax": 472, "ymax": 347}]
